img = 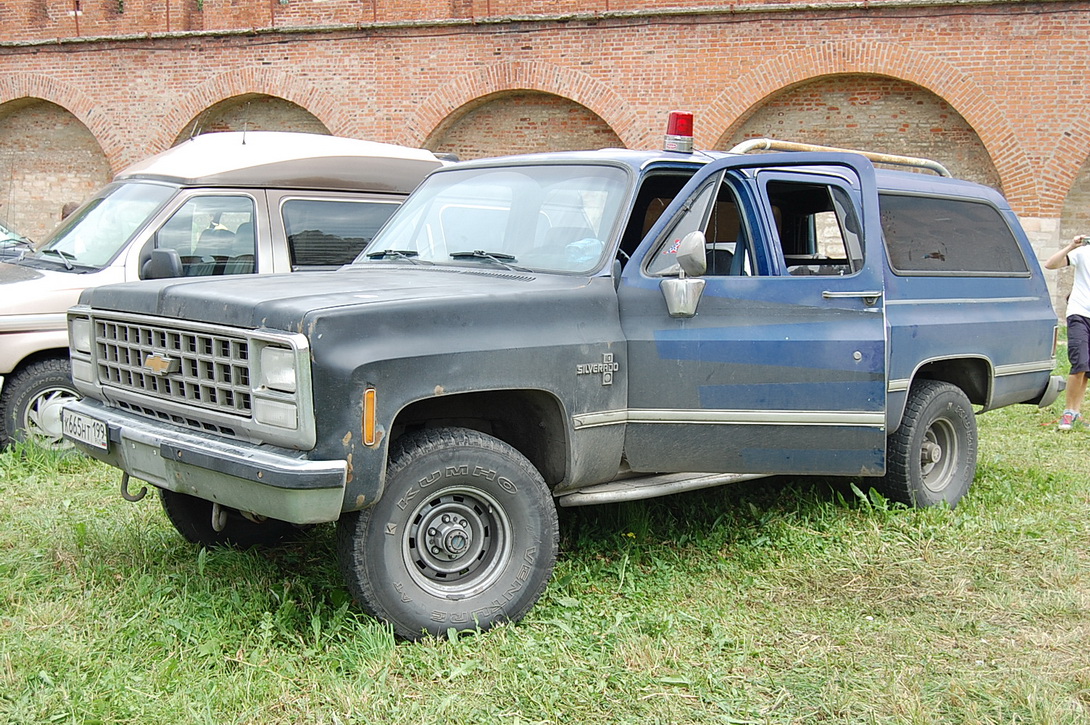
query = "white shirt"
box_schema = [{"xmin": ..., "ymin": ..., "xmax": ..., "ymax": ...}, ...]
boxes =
[{"xmin": 1067, "ymin": 244, "xmax": 1090, "ymax": 319}]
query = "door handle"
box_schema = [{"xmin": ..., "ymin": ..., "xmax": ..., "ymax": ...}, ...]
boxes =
[{"xmin": 822, "ymin": 290, "xmax": 883, "ymax": 306}]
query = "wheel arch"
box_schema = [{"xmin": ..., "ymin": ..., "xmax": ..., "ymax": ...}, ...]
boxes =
[
  {"xmin": 7, "ymin": 346, "xmax": 71, "ymax": 376},
  {"xmin": 888, "ymin": 355, "xmax": 992, "ymax": 432},
  {"xmin": 389, "ymin": 388, "xmax": 571, "ymax": 488}
]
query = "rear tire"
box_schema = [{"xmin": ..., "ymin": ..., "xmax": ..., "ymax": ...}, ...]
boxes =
[
  {"xmin": 873, "ymin": 380, "xmax": 977, "ymax": 508},
  {"xmin": 1, "ymin": 358, "xmax": 79, "ymax": 450},
  {"xmin": 159, "ymin": 489, "xmax": 300, "ymax": 548},
  {"xmin": 337, "ymin": 427, "xmax": 559, "ymax": 640}
]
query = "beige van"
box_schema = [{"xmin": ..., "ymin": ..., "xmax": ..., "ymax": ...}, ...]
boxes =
[{"xmin": 0, "ymin": 131, "xmax": 443, "ymax": 448}]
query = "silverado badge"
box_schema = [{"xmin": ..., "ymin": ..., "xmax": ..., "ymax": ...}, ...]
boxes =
[{"xmin": 577, "ymin": 352, "xmax": 618, "ymax": 386}]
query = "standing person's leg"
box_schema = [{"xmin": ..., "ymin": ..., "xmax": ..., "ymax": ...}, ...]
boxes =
[{"xmin": 1060, "ymin": 315, "xmax": 1090, "ymax": 429}]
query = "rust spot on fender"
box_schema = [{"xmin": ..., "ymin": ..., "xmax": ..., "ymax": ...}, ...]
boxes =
[
  {"xmin": 342, "ymin": 430, "xmax": 353, "ymax": 446},
  {"xmin": 355, "ymin": 494, "xmax": 366, "ymax": 507},
  {"xmin": 345, "ymin": 453, "xmax": 353, "ymax": 483},
  {"xmin": 434, "ymin": 385, "xmax": 445, "ymax": 395}
]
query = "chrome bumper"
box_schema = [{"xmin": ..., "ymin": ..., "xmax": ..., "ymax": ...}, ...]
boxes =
[{"xmin": 63, "ymin": 399, "xmax": 347, "ymax": 524}]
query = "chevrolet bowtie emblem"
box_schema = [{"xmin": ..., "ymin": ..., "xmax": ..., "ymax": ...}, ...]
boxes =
[{"xmin": 143, "ymin": 353, "xmax": 179, "ymax": 376}]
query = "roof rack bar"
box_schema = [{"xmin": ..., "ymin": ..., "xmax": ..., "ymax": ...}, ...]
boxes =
[{"xmin": 727, "ymin": 137, "xmax": 952, "ymax": 177}]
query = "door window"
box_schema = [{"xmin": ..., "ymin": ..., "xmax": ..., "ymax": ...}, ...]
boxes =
[
  {"xmin": 764, "ymin": 180, "xmax": 862, "ymax": 276},
  {"xmin": 155, "ymin": 195, "xmax": 256, "ymax": 276},
  {"xmin": 646, "ymin": 175, "xmax": 754, "ymax": 277}
]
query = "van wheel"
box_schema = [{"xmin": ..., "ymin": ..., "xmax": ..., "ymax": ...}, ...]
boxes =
[
  {"xmin": 875, "ymin": 380, "xmax": 977, "ymax": 508},
  {"xmin": 1, "ymin": 358, "xmax": 79, "ymax": 450},
  {"xmin": 336, "ymin": 427, "xmax": 559, "ymax": 640},
  {"xmin": 159, "ymin": 489, "xmax": 300, "ymax": 548}
]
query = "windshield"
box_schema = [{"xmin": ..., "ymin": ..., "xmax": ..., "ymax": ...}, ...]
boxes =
[
  {"xmin": 28, "ymin": 181, "xmax": 177, "ymax": 269},
  {"xmin": 359, "ymin": 164, "xmax": 630, "ymax": 274}
]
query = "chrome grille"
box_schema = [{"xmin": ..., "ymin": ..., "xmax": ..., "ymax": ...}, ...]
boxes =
[{"xmin": 95, "ymin": 318, "xmax": 252, "ymax": 417}]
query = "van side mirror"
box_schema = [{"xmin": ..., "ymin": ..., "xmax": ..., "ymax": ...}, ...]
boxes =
[{"xmin": 142, "ymin": 247, "xmax": 184, "ymax": 279}]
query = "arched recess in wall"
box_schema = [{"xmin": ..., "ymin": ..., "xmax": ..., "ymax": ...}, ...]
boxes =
[
  {"xmin": 424, "ymin": 91, "xmax": 623, "ymax": 161},
  {"xmin": 0, "ymin": 98, "xmax": 111, "ymax": 242},
  {"xmin": 173, "ymin": 94, "xmax": 331, "ymax": 146},
  {"xmin": 1052, "ymin": 151, "xmax": 1090, "ymax": 311},
  {"xmin": 719, "ymin": 75, "xmax": 1002, "ymax": 192}
]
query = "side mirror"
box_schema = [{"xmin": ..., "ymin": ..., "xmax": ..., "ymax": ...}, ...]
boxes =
[
  {"xmin": 676, "ymin": 230, "xmax": 707, "ymax": 278},
  {"xmin": 142, "ymin": 247, "xmax": 184, "ymax": 279},
  {"xmin": 659, "ymin": 230, "xmax": 707, "ymax": 318}
]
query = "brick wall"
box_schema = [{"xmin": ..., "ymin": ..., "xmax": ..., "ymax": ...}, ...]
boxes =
[
  {"xmin": 725, "ymin": 75, "xmax": 1002, "ymax": 190},
  {"xmin": 2, "ymin": 0, "xmax": 1089, "ymax": 315},
  {"xmin": 175, "ymin": 93, "xmax": 330, "ymax": 142},
  {"xmin": 426, "ymin": 91, "xmax": 623, "ymax": 160},
  {"xmin": 0, "ymin": 99, "xmax": 110, "ymax": 241}
]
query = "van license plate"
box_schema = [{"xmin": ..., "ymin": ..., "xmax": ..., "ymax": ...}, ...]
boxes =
[{"xmin": 62, "ymin": 409, "xmax": 108, "ymax": 451}]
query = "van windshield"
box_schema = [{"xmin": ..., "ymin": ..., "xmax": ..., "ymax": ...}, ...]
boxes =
[
  {"xmin": 359, "ymin": 164, "xmax": 629, "ymax": 274},
  {"xmin": 26, "ymin": 181, "xmax": 176, "ymax": 270}
]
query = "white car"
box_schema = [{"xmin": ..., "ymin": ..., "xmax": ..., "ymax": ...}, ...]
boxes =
[{"xmin": 0, "ymin": 131, "xmax": 444, "ymax": 449}]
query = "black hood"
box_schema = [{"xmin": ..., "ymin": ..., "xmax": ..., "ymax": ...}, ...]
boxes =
[{"xmin": 77, "ymin": 264, "xmax": 574, "ymax": 331}]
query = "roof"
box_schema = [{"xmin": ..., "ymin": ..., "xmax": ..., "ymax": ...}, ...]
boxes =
[
  {"xmin": 447, "ymin": 147, "xmax": 728, "ymax": 174},
  {"xmin": 118, "ymin": 131, "xmax": 444, "ymax": 194}
]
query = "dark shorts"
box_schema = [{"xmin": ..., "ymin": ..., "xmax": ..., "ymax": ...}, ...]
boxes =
[{"xmin": 1068, "ymin": 314, "xmax": 1090, "ymax": 375}]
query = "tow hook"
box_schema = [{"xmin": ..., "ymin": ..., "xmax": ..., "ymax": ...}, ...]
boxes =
[
  {"xmin": 120, "ymin": 473, "xmax": 148, "ymax": 502},
  {"xmin": 211, "ymin": 502, "xmax": 228, "ymax": 532}
]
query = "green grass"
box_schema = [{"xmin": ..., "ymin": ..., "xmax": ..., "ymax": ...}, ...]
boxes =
[{"xmin": 2, "ymin": 396, "xmax": 1090, "ymax": 724}]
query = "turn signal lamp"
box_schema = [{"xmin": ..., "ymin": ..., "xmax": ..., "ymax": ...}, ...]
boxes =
[{"xmin": 363, "ymin": 387, "xmax": 378, "ymax": 446}]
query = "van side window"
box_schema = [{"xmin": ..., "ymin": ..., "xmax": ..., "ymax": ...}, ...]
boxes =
[
  {"xmin": 283, "ymin": 199, "xmax": 400, "ymax": 267},
  {"xmin": 879, "ymin": 193, "xmax": 1029, "ymax": 275},
  {"xmin": 155, "ymin": 195, "xmax": 256, "ymax": 276},
  {"xmin": 765, "ymin": 180, "xmax": 860, "ymax": 276}
]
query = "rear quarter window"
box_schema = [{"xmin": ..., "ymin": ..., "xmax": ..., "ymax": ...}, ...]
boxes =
[
  {"xmin": 283, "ymin": 199, "xmax": 400, "ymax": 267},
  {"xmin": 879, "ymin": 193, "xmax": 1029, "ymax": 275}
]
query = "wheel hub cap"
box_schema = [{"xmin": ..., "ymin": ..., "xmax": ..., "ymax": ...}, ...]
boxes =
[
  {"xmin": 403, "ymin": 487, "xmax": 512, "ymax": 597},
  {"xmin": 921, "ymin": 440, "xmax": 943, "ymax": 464},
  {"xmin": 426, "ymin": 514, "xmax": 473, "ymax": 561}
]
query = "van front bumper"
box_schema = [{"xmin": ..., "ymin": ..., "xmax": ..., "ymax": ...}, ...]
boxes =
[{"xmin": 62, "ymin": 399, "xmax": 347, "ymax": 525}]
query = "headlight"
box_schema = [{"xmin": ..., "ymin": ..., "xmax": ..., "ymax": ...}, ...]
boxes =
[
  {"xmin": 70, "ymin": 316, "xmax": 92, "ymax": 354},
  {"xmin": 259, "ymin": 346, "xmax": 297, "ymax": 393}
]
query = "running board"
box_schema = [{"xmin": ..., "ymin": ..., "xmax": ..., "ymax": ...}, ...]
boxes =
[{"xmin": 556, "ymin": 471, "xmax": 769, "ymax": 507}]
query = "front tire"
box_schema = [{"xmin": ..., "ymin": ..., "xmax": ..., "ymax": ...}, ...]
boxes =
[
  {"xmin": 874, "ymin": 380, "xmax": 977, "ymax": 508},
  {"xmin": 337, "ymin": 427, "xmax": 559, "ymax": 640},
  {"xmin": 159, "ymin": 489, "xmax": 300, "ymax": 548},
  {"xmin": 1, "ymin": 358, "xmax": 79, "ymax": 450}
]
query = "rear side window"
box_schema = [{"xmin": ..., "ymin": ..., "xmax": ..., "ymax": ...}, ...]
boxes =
[
  {"xmin": 880, "ymin": 194, "xmax": 1029, "ymax": 275},
  {"xmin": 283, "ymin": 199, "xmax": 400, "ymax": 267}
]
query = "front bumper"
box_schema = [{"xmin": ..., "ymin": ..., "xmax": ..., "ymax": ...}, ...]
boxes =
[{"xmin": 63, "ymin": 399, "xmax": 347, "ymax": 524}]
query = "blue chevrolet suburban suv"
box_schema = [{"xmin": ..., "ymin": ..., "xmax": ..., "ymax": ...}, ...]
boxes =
[{"xmin": 63, "ymin": 115, "xmax": 1063, "ymax": 638}]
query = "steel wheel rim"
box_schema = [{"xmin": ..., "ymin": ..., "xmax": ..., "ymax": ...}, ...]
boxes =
[
  {"xmin": 920, "ymin": 417, "xmax": 957, "ymax": 493},
  {"xmin": 23, "ymin": 387, "xmax": 78, "ymax": 449},
  {"xmin": 403, "ymin": 486, "xmax": 512, "ymax": 598}
]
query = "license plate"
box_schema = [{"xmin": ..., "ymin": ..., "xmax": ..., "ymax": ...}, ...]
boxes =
[{"xmin": 61, "ymin": 408, "xmax": 108, "ymax": 451}]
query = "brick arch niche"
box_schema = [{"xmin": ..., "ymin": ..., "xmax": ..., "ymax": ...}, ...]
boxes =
[
  {"xmin": 424, "ymin": 91, "xmax": 624, "ymax": 161},
  {"xmin": 173, "ymin": 93, "xmax": 331, "ymax": 146},
  {"xmin": 1053, "ymin": 155, "xmax": 1090, "ymax": 313},
  {"xmin": 0, "ymin": 98, "xmax": 111, "ymax": 241},
  {"xmin": 720, "ymin": 75, "xmax": 1001, "ymax": 192}
]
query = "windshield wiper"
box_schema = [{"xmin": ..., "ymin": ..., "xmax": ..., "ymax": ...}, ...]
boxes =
[
  {"xmin": 449, "ymin": 250, "xmax": 527, "ymax": 271},
  {"xmin": 40, "ymin": 248, "xmax": 75, "ymax": 270},
  {"xmin": 366, "ymin": 249, "xmax": 420, "ymax": 263}
]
